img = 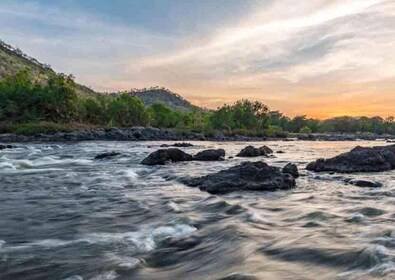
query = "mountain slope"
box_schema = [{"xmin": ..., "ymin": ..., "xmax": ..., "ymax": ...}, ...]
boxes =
[
  {"xmin": 0, "ymin": 39, "xmax": 201, "ymax": 110},
  {"xmin": 0, "ymin": 40, "xmax": 96, "ymax": 96}
]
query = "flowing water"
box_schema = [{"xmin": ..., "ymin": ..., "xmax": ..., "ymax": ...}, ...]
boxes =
[{"xmin": 0, "ymin": 141, "xmax": 395, "ymax": 280}]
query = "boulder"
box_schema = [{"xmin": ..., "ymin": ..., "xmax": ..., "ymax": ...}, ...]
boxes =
[
  {"xmin": 182, "ymin": 161, "xmax": 296, "ymax": 194},
  {"xmin": 307, "ymin": 144, "xmax": 395, "ymax": 173},
  {"xmin": 141, "ymin": 148, "xmax": 193, "ymax": 165},
  {"xmin": 282, "ymin": 163, "xmax": 299, "ymax": 178},
  {"xmin": 236, "ymin": 145, "xmax": 273, "ymax": 157},
  {"xmin": 193, "ymin": 149, "xmax": 225, "ymax": 161},
  {"xmin": 94, "ymin": 152, "xmax": 121, "ymax": 160},
  {"xmin": 345, "ymin": 179, "xmax": 382, "ymax": 188}
]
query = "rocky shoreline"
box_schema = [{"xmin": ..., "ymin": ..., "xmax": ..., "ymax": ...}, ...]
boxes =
[{"xmin": 0, "ymin": 127, "xmax": 394, "ymax": 143}]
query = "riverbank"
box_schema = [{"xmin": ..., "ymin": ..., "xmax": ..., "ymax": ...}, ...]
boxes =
[{"xmin": 1, "ymin": 126, "xmax": 395, "ymax": 143}]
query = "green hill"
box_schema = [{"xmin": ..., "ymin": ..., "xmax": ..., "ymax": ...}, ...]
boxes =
[
  {"xmin": 0, "ymin": 40, "xmax": 96, "ymax": 97},
  {"xmin": 127, "ymin": 87, "xmax": 201, "ymax": 111},
  {"xmin": 0, "ymin": 39, "xmax": 201, "ymax": 110}
]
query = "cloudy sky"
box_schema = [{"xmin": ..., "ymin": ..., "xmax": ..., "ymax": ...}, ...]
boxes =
[{"xmin": 1, "ymin": 0, "xmax": 394, "ymax": 118}]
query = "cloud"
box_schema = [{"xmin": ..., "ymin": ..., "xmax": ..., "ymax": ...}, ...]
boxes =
[{"xmin": 0, "ymin": 0, "xmax": 394, "ymax": 117}]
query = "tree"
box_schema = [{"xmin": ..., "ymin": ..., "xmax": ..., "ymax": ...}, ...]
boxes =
[
  {"xmin": 299, "ymin": 126, "xmax": 312, "ymax": 134},
  {"xmin": 108, "ymin": 94, "xmax": 149, "ymax": 127}
]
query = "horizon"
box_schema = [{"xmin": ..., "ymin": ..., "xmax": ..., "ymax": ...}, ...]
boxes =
[{"xmin": 1, "ymin": 0, "xmax": 394, "ymax": 118}]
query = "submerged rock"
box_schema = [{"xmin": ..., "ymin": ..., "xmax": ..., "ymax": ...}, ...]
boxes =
[
  {"xmin": 173, "ymin": 142, "xmax": 194, "ymax": 147},
  {"xmin": 236, "ymin": 145, "xmax": 273, "ymax": 157},
  {"xmin": 306, "ymin": 144, "xmax": 395, "ymax": 173},
  {"xmin": 183, "ymin": 161, "xmax": 296, "ymax": 194},
  {"xmin": 0, "ymin": 144, "xmax": 17, "ymax": 150},
  {"xmin": 346, "ymin": 179, "xmax": 382, "ymax": 188},
  {"xmin": 193, "ymin": 149, "xmax": 225, "ymax": 161},
  {"xmin": 161, "ymin": 142, "xmax": 194, "ymax": 148},
  {"xmin": 282, "ymin": 163, "xmax": 299, "ymax": 178},
  {"xmin": 141, "ymin": 148, "xmax": 192, "ymax": 165},
  {"xmin": 94, "ymin": 151, "xmax": 121, "ymax": 160}
]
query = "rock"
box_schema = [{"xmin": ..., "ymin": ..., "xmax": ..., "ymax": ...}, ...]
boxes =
[
  {"xmin": 141, "ymin": 148, "xmax": 193, "ymax": 165},
  {"xmin": 160, "ymin": 143, "xmax": 193, "ymax": 148},
  {"xmin": 276, "ymin": 150, "xmax": 285, "ymax": 153},
  {"xmin": 173, "ymin": 142, "xmax": 194, "ymax": 147},
  {"xmin": 346, "ymin": 179, "xmax": 382, "ymax": 188},
  {"xmin": 94, "ymin": 152, "xmax": 121, "ymax": 160},
  {"xmin": 193, "ymin": 149, "xmax": 225, "ymax": 161},
  {"xmin": 182, "ymin": 161, "xmax": 296, "ymax": 194},
  {"xmin": 307, "ymin": 144, "xmax": 395, "ymax": 173},
  {"xmin": 214, "ymin": 130, "xmax": 226, "ymax": 141},
  {"xmin": 236, "ymin": 145, "xmax": 273, "ymax": 157},
  {"xmin": 0, "ymin": 144, "xmax": 16, "ymax": 150},
  {"xmin": 282, "ymin": 163, "xmax": 299, "ymax": 178}
]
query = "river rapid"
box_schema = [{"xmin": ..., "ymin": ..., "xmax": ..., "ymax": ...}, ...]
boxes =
[{"xmin": 0, "ymin": 141, "xmax": 394, "ymax": 280}]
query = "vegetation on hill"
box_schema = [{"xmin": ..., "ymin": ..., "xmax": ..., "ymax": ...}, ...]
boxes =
[
  {"xmin": 1, "ymin": 70, "xmax": 395, "ymax": 136},
  {"xmin": 1, "ymin": 40, "xmax": 395, "ymax": 136},
  {"xmin": 125, "ymin": 87, "xmax": 201, "ymax": 111},
  {"xmin": 0, "ymin": 40, "xmax": 96, "ymax": 97}
]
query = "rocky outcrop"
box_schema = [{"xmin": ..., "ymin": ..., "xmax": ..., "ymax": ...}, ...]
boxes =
[
  {"xmin": 182, "ymin": 161, "xmax": 296, "ymax": 194},
  {"xmin": 307, "ymin": 145, "xmax": 395, "ymax": 173},
  {"xmin": 193, "ymin": 149, "xmax": 225, "ymax": 161},
  {"xmin": 94, "ymin": 152, "xmax": 121, "ymax": 160},
  {"xmin": 141, "ymin": 148, "xmax": 193, "ymax": 165},
  {"xmin": 236, "ymin": 145, "xmax": 273, "ymax": 157},
  {"xmin": 282, "ymin": 163, "xmax": 299, "ymax": 178}
]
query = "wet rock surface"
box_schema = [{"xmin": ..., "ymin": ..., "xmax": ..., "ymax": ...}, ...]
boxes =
[
  {"xmin": 306, "ymin": 144, "xmax": 395, "ymax": 173},
  {"xmin": 182, "ymin": 161, "xmax": 296, "ymax": 194},
  {"xmin": 236, "ymin": 145, "xmax": 273, "ymax": 157},
  {"xmin": 193, "ymin": 149, "xmax": 225, "ymax": 161},
  {"xmin": 141, "ymin": 148, "xmax": 193, "ymax": 165},
  {"xmin": 0, "ymin": 144, "xmax": 17, "ymax": 150},
  {"xmin": 282, "ymin": 163, "xmax": 299, "ymax": 178},
  {"xmin": 160, "ymin": 142, "xmax": 194, "ymax": 147},
  {"xmin": 345, "ymin": 179, "xmax": 382, "ymax": 188},
  {"xmin": 94, "ymin": 152, "xmax": 121, "ymax": 160}
]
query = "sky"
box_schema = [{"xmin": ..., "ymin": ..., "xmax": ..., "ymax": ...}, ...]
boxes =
[{"xmin": 1, "ymin": 0, "xmax": 394, "ymax": 118}]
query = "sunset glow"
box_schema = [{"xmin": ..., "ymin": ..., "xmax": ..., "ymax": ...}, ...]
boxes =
[{"xmin": 1, "ymin": 0, "xmax": 394, "ymax": 118}]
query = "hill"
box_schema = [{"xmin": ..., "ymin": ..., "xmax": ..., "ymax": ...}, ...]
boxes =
[
  {"xmin": 0, "ymin": 39, "xmax": 201, "ymax": 110},
  {"xmin": 127, "ymin": 87, "xmax": 201, "ymax": 111},
  {"xmin": 0, "ymin": 39, "xmax": 96, "ymax": 96}
]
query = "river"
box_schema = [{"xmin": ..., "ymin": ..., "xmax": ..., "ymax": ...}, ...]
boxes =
[{"xmin": 0, "ymin": 141, "xmax": 394, "ymax": 280}]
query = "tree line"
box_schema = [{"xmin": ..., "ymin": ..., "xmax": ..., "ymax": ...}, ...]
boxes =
[{"xmin": 1, "ymin": 70, "xmax": 395, "ymax": 135}]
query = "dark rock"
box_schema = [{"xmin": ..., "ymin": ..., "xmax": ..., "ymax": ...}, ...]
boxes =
[
  {"xmin": 236, "ymin": 145, "xmax": 273, "ymax": 157},
  {"xmin": 94, "ymin": 152, "xmax": 121, "ymax": 160},
  {"xmin": 214, "ymin": 130, "xmax": 226, "ymax": 141},
  {"xmin": 0, "ymin": 144, "xmax": 16, "ymax": 150},
  {"xmin": 307, "ymin": 144, "xmax": 395, "ymax": 173},
  {"xmin": 183, "ymin": 161, "xmax": 296, "ymax": 194},
  {"xmin": 193, "ymin": 149, "xmax": 225, "ymax": 161},
  {"xmin": 173, "ymin": 142, "xmax": 194, "ymax": 147},
  {"xmin": 161, "ymin": 142, "xmax": 193, "ymax": 148},
  {"xmin": 346, "ymin": 179, "xmax": 382, "ymax": 188},
  {"xmin": 141, "ymin": 148, "xmax": 193, "ymax": 165},
  {"xmin": 282, "ymin": 163, "xmax": 299, "ymax": 178},
  {"xmin": 276, "ymin": 150, "xmax": 285, "ymax": 153}
]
